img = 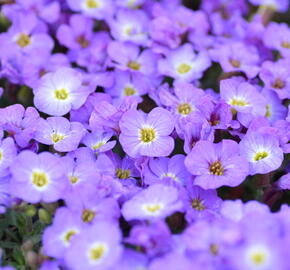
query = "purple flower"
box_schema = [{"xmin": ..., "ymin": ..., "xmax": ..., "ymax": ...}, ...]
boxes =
[
  {"xmin": 66, "ymin": 0, "xmax": 115, "ymax": 20},
  {"xmin": 181, "ymin": 185, "xmax": 222, "ymax": 222},
  {"xmin": 239, "ymin": 132, "xmax": 284, "ymax": 175},
  {"xmin": 33, "ymin": 67, "xmax": 90, "ymax": 116},
  {"xmin": 185, "ymin": 140, "xmax": 249, "ymax": 189},
  {"xmin": 210, "ymin": 42, "xmax": 260, "ymax": 79},
  {"xmin": 10, "ymin": 151, "xmax": 65, "ymax": 203},
  {"xmin": 0, "ymin": 138, "xmax": 17, "ymax": 177},
  {"xmin": 119, "ymin": 107, "xmax": 175, "ymax": 157},
  {"xmin": 259, "ymin": 59, "xmax": 290, "ymax": 99},
  {"xmin": 122, "ymin": 184, "xmax": 183, "ymax": 221},
  {"xmin": 34, "ymin": 117, "xmax": 85, "ymax": 152},
  {"xmin": 144, "ymin": 155, "xmax": 191, "ymax": 186},
  {"xmin": 158, "ymin": 43, "xmax": 211, "ymax": 82},
  {"xmin": 42, "ymin": 207, "xmax": 83, "ymax": 259},
  {"xmin": 82, "ymin": 130, "xmax": 116, "ymax": 155},
  {"xmin": 0, "ymin": 175, "xmax": 12, "ymax": 214},
  {"xmin": 264, "ymin": 22, "xmax": 290, "ymax": 58},
  {"xmin": 64, "ymin": 221, "xmax": 123, "ymax": 270},
  {"xmin": 0, "ymin": 104, "xmax": 39, "ymax": 147},
  {"xmin": 107, "ymin": 41, "xmax": 159, "ymax": 76},
  {"xmin": 108, "ymin": 9, "xmax": 149, "ymax": 45}
]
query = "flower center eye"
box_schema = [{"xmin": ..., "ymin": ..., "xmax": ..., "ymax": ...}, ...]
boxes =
[
  {"xmin": 0, "ymin": 151, "xmax": 2, "ymax": 162},
  {"xmin": 209, "ymin": 244, "xmax": 219, "ymax": 256},
  {"xmin": 51, "ymin": 133, "xmax": 64, "ymax": 143},
  {"xmin": 229, "ymin": 59, "xmax": 241, "ymax": 68},
  {"xmin": 140, "ymin": 128, "xmax": 156, "ymax": 143},
  {"xmin": 254, "ymin": 151, "xmax": 268, "ymax": 161},
  {"xmin": 281, "ymin": 41, "xmax": 290, "ymax": 49},
  {"xmin": 191, "ymin": 198, "xmax": 206, "ymax": 211},
  {"xmin": 92, "ymin": 141, "xmax": 105, "ymax": 150},
  {"xmin": 89, "ymin": 244, "xmax": 105, "ymax": 262},
  {"xmin": 177, "ymin": 63, "xmax": 192, "ymax": 74},
  {"xmin": 177, "ymin": 103, "xmax": 192, "ymax": 115},
  {"xmin": 209, "ymin": 161, "xmax": 224, "ymax": 176},
  {"xmin": 251, "ymin": 252, "xmax": 266, "ymax": 265},
  {"xmin": 86, "ymin": 0, "xmax": 99, "ymax": 8},
  {"xmin": 127, "ymin": 61, "xmax": 141, "ymax": 71},
  {"xmin": 82, "ymin": 209, "xmax": 96, "ymax": 223},
  {"xmin": 230, "ymin": 98, "xmax": 249, "ymax": 106},
  {"xmin": 265, "ymin": 104, "xmax": 271, "ymax": 118},
  {"xmin": 32, "ymin": 172, "xmax": 49, "ymax": 188},
  {"xmin": 116, "ymin": 168, "xmax": 130, "ymax": 179},
  {"xmin": 272, "ymin": 78, "xmax": 285, "ymax": 89},
  {"xmin": 124, "ymin": 86, "xmax": 136, "ymax": 96},
  {"xmin": 69, "ymin": 176, "xmax": 79, "ymax": 184},
  {"xmin": 145, "ymin": 204, "xmax": 161, "ymax": 213},
  {"xmin": 55, "ymin": 89, "xmax": 69, "ymax": 100},
  {"xmin": 16, "ymin": 33, "xmax": 31, "ymax": 48},
  {"xmin": 64, "ymin": 230, "xmax": 77, "ymax": 243},
  {"xmin": 76, "ymin": 34, "xmax": 90, "ymax": 48}
]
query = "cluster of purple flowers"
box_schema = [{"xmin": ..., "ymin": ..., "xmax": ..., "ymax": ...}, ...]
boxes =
[{"xmin": 0, "ymin": 0, "xmax": 290, "ymax": 269}]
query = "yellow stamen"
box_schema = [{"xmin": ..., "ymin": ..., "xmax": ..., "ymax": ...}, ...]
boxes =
[
  {"xmin": 177, "ymin": 63, "xmax": 191, "ymax": 74},
  {"xmin": 32, "ymin": 172, "xmax": 49, "ymax": 188},
  {"xmin": 82, "ymin": 209, "xmax": 96, "ymax": 223},
  {"xmin": 124, "ymin": 86, "xmax": 136, "ymax": 96},
  {"xmin": 209, "ymin": 161, "xmax": 224, "ymax": 176},
  {"xmin": 55, "ymin": 89, "xmax": 69, "ymax": 100},
  {"xmin": 139, "ymin": 128, "xmax": 156, "ymax": 143},
  {"xmin": 51, "ymin": 133, "xmax": 64, "ymax": 143},
  {"xmin": 89, "ymin": 244, "xmax": 105, "ymax": 262},
  {"xmin": 86, "ymin": 0, "xmax": 99, "ymax": 8},
  {"xmin": 16, "ymin": 33, "xmax": 30, "ymax": 48},
  {"xmin": 254, "ymin": 151, "xmax": 268, "ymax": 161},
  {"xmin": 177, "ymin": 103, "xmax": 192, "ymax": 116},
  {"xmin": 191, "ymin": 198, "xmax": 206, "ymax": 211},
  {"xmin": 116, "ymin": 168, "xmax": 130, "ymax": 179},
  {"xmin": 127, "ymin": 61, "xmax": 141, "ymax": 71},
  {"xmin": 230, "ymin": 98, "xmax": 249, "ymax": 107}
]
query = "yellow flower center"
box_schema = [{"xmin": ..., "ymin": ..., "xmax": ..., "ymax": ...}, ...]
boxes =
[
  {"xmin": 191, "ymin": 198, "xmax": 206, "ymax": 211},
  {"xmin": 272, "ymin": 78, "xmax": 285, "ymax": 89},
  {"xmin": 76, "ymin": 34, "xmax": 90, "ymax": 48},
  {"xmin": 127, "ymin": 61, "xmax": 141, "ymax": 71},
  {"xmin": 64, "ymin": 230, "xmax": 77, "ymax": 243},
  {"xmin": 124, "ymin": 86, "xmax": 136, "ymax": 96},
  {"xmin": 86, "ymin": 0, "xmax": 99, "ymax": 8},
  {"xmin": 250, "ymin": 252, "xmax": 266, "ymax": 265},
  {"xmin": 0, "ymin": 151, "xmax": 2, "ymax": 162},
  {"xmin": 265, "ymin": 104, "xmax": 271, "ymax": 118},
  {"xmin": 16, "ymin": 33, "xmax": 31, "ymax": 48},
  {"xmin": 69, "ymin": 175, "xmax": 79, "ymax": 184},
  {"xmin": 229, "ymin": 59, "xmax": 241, "ymax": 68},
  {"xmin": 89, "ymin": 244, "xmax": 106, "ymax": 262},
  {"xmin": 55, "ymin": 88, "xmax": 69, "ymax": 100},
  {"xmin": 230, "ymin": 98, "xmax": 249, "ymax": 107},
  {"xmin": 92, "ymin": 141, "xmax": 105, "ymax": 150},
  {"xmin": 177, "ymin": 103, "xmax": 192, "ymax": 116},
  {"xmin": 161, "ymin": 172, "xmax": 179, "ymax": 182},
  {"xmin": 254, "ymin": 151, "xmax": 268, "ymax": 161},
  {"xmin": 139, "ymin": 127, "xmax": 156, "ymax": 143},
  {"xmin": 32, "ymin": 172, "xmax": 49, "ymax": 188},
  {"xmin": 210, "ymin": 244, "xmax": 219, "ymax": 256},
  {"xmin": 116, "ymin": 168, "xmax": 130, "ymax": 179},
  {"xmin": 82, "ymin": 209, "xmax": 96, "ymax": 223},
  {"xmin": 144, "ymin": 204, "xmax": 161, "ymax": 213},
  {"xmin": 209, "ymin": 161, "xmax": 224, "ymax": 176},
  {"xmin": 177, "ymin": 63, "xmax": 192, "ymax": 74},
  {"xmin": 281, "ymin": 41, "xmax": 290, "ymax": 49},
  {"xmin": 51, "ymin": 133, "xmax": 64, "ymax": 143}
]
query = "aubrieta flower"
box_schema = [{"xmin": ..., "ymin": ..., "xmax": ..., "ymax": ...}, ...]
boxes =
[
  {"xmin": 239, "ymin": 131, "xmax": 284, "ymax": 175},
  {"xmin": 82, "ymin": 130, "xmax": 116, "ymax": 155},
  {"xmin": 33, "ymin": 67, "xmax": 90, "ymax": 116},
  {"xmin": 158, "ymin": 43, "xmax": 211, "ymax": 82},
  {"xmin": 122, "ymin": 184, "xmax": 183, "ymax": 221},
  {"xmin": 220, "ymin": 77, "xmax": 266, "ymax": 126},
  {"xmin": 109, "ymin": 9, "xmax": 149, "ymax": 45},
  {"xmin": 0, "ymin": 175, "xmax": 12, "ymax": 214},
  {"xmin": 249, "ymin": 0, "xmax": 289, "ymax": 12},
  {"xmin": 143, "ymin": 155, "xmax": 191, "ymax": 186},
  {"xmin": 10, "ymin": 151, "xmax": 65, "ymax": 203},
  {"xmin": 264, "ymin": 22, "xmax": 290, "ymax": 58},
  {"xmin": 107, "ymin": 41, "xmax": 159, "ymax": 76},
  {"xmin": 119, "ymin": 107, "xmax": 175, "ymax": 157},
  {"xmin": 259, "ymin": 59, "xmax": 290, "ymax": 99},
  {"xmin": 185, "ymin": 140, "xmax": 249, "ymax": 189},
  {"xmin": 209, "ymin": 42, "xmax": 260, "ymax": 79},
  {"xmin": 34, "ymin": 117, "xmax": 85, "ymax": 152},
  {"xmin": 66, "ymin": 0, "xmax": 115, "ymax": 20},
  {"xmin": 42, "ymin": 207, "xmax": 83, "ymax": 259},
  {"xmin": 64, "ymin": 221, "xmax": 123, "ymax": 270},
  {"xmin": 0, "ymin": 138, "xmax": 17, "ymax": 177},
  {"xmin": 0, "ymin": 104, "xmax": 39, "ymax": 147}
]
